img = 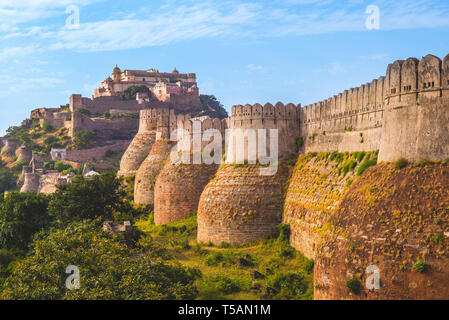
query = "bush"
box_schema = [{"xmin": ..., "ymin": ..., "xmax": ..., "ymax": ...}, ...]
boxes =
[
  {"xmin": 48, "ymin": 172, "xmax": 123, "ymax": 225},
  {"xmin": 341, "ymin": 159, "xmax": 357, "ymax": 176},
  {"xmin": 355, "ymin": 151, "xmax": 366, "ymax": 162},
  {"xmin": 73, "ymin": 130, "xmax": 96, "ymax": 150},
  {"xmin": 394, "ymin": 158, "xmax": 408, "ymax": 169},
  {"xmin": 414, "ymin": 159, "xmax": 432, "ymax": 167},
  {"xmin": 207, "ymin": 273, "xmax": 241, "ymax": 295},
  {"xmin": 42, "ymin": 122, "xmax": 53, "ymax": 132},
  {"xmin": 413, "ymin": 261, "xmax": 428, "ymax": 273},
  {"xmin": 0, "ymin": 192, "xmax": 51, "ymax": 250},
  {"xmin": 268, "ymin": 272, "xmax": 308, "ymax": 299},
  {"xmin": 0, "ymin": 168, "xmax": 16, "ymax": 194},
  {"xmin": 303, "ymin": 259, "xmax": 314, "ymax": 274},
  {"xmin": 121, "ymin": 85, "xmax": 151, "ymax": 101},
  {"xmin": 345, "ymin": 277, "xmax": 361, "ymax": 294},
  {"xmin": 277, "ymin": 224, "xmax": 290, "ymax": 242},
  {"xmin": 54, "ymin": 161, "xmax": 72, "ymax": 172},
  {"xmin": 277, "ymin": 246, "xmax": 295, "ymax": 259},
  {"xmin": 0, "ymin": 221, "xmax": 198, "ymax": 300},
  {"xmin": 356, "ymin": 158, "xmax": 377, "ymax": 176},
  {"xmin": 75, "ymin": 108, "xmax": 92, "ymax": 117}
]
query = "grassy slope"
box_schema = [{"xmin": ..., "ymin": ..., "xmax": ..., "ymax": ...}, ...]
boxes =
[{"xmin": 135, "ymin": 214, "xmax": 314, "ymax": 300}]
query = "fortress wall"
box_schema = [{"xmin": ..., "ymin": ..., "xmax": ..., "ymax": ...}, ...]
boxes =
[
  {"xmin": 197, "ymin": 163, "xmax": 291, "ymax": 245},
  {"xmin": 118, "ymin": 109, "xmax": 158, "ymax": 177},
  {"xmin": 134, "ymin": 139, "xmax": 175, "ymax": 206},
  {"xmin": 379, "ymin": 54, "xmax": 449, "ymax": 162},
  {"xmin": 229, "ymin": 102, "xmax": 301, "ymax": 160},
  {"xmin": 65, "ymin": 140, "xmax": 130, "ymax": 162},
  {"xmin": 70, "ymin": 94, "xmax": 143, "ymax": 114},
  {"xmin": 314, "ymin": 163, "xmax": 449, "ymax": 300},
  {"xmin": 154, "ymin": 163, "xmax": 218, "ymax": 225},
  {"xmin": 20, "ymin": 173, "xmax": 41, "ymax": 193},
  {"xmin": 70, "ymin": 112, "xmax": 139, "ymax": 140}
]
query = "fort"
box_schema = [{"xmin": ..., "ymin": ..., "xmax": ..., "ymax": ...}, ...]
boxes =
[
  {"xmin": 2, "ymin": 53, "xmax": 449, "ymax": 299},
  {"xmin": 117, "ymin": 53, "xmax": 449, "ymax": 299}
]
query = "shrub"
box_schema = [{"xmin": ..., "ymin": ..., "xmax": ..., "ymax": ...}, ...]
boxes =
[
  {"xmin": 296, "ymin": 137, "xmax": 304, "ymax": 149},
  {"xmin": 431, "ymin": 234, "xmax": 443, "ymax": 244},
  {"xmin": 205, "ymin": 252, "xmax": 225, "ymax": 266},
  {"xmin": 277, "ymin": 224, "xmax": 290, "ymax": 242},
  {"xmin": 341, "ymin": 159, "xmax": 357, "ymax": 176},
  {"xmin": 345, "ymin": 277, "xmax": 361, "ymax": 294},
  {"xmin": 0, "ymin": 221, "xmax": 198, "ymax": 300},
  {"xmin": 48, "ymin": 172, "xmax": 123, "ymax": 225},
  {"xmin": 206, "ymin": 273, "xmax": 241, "ymax": 295},
  {"xmin": 42, "ymin": 122, "xmax": 53, "ymax": 132},
  {"xmin": 73, "ymin": 130, "xmax": 96, "ymax": 150},
  {"xmin": 356, "ymin": 158, "xmax": 377, "ymax": 176},
  {"xmin": 0, "ymin": 192, "xmax": 50, "ymax": 250},
  {"xmin": 121, "ymin": 85, "xmax": 151, "ymax": 101},
  {"xmin": 277, "ymin": 246, "xmax": 295, "ymax": 259},
  {"xmin": 75, "ymin": 108, "xmax": 92, "ymax": 117},
  {"xmin": 54, "ymin": 161, "xmax": 72, "ymax": 172},
  {"xmin": 394, "ymin": 158, "xmax": 408, "ymax": 169},
  {"xmin": 355, "ymin": 151, "xmax": 366, "ymax": 162},
  {"xmin": 268, "ymin": 272, "xmax": 308, "ymax": 299},
  {"xmin": 0, "ymin": 168, "xmax": 16, "ymax": 194},
  {"xmin": 413, "ymin": 261, "xmax": 428, "ymax": 273},
  {"xmin": 414, "ymin": 159, "xmax": 432, "ymax": 167},
  {"xmin": 303, "ymin": 259, "xmax": 314, "ymax": 274}
]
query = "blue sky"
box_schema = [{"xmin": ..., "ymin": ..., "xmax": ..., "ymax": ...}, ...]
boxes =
[{"xmin": 0, "ymin": 0, "xmax": 449, "ymax": 135}]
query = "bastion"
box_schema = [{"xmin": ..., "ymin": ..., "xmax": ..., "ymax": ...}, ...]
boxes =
[
  {"xmin": 197, "ymin": 163, "xmax": 291, "ymax": 245},
  {"xmin": 314, "ymin": 163, "xmax": 449, "ymax": 299},
  {"xmin": 154, "ymin": 162, "xmax": 219, "ymax": 225}
]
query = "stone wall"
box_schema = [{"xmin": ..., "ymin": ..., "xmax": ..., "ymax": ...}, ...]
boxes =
[
  {"xmin": 283, "ymin": 152, "xmax": 376, "ymax": 259},
  {"xmin": 154, "ymin": 162, "xmax": 218, "ymax": 225},
  {"xmin": 197, "ymin": 163, "xmax": 291, "ymax": 245},
  {"xmin": 230, "ymin": 102, "xmax": 301, "ymax": 159},
  {"xmin": 378, "ymin": 54, "xmax": 449, "ymax": 162},
  {"xmin": 315, "ymin": 163, "xmax": 449, "ymax": 299},
  {"xmin": 64, "ymin": 140, "xmax": 130, "ymax": 162},
  {"xmin": 69, "ymin": 112, "xmax": 139, "ymax": 141},
  {"xmin": 118, "ymin": 109, "xmax": 158, "ymax": 177},
  {"xmin": 133, "ymin": 139, "xmax": 175, "ymax": 206}
]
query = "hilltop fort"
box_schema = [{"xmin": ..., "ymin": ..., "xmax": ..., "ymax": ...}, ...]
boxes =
[{"xmin": 2, "ymin": 53, "xmax": 449, "ymax": 299}]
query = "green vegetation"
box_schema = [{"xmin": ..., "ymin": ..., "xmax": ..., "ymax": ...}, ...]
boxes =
[
  {"xmin": 345, "ymin": 277, "xmax": 361, "ymax": 294},
  {"xmin": 356, "ymin": 156, "xmax": 378, "ymax": 176},
  {"xmin": 0, "ymin": 192, "xmax": 50, "ymax": 250},
  {"xmin": 75, "ymin": 108, "xmax": 92, "ymax": 117},
  {"xmin": 198, "ymin": 95, "xmax": 228, "ymax": 119},
  {"xmin": 73, "ymin": 130, "xmax": 96, "ymax": 149},
  {"xmin": 135, "ymin": 216, "xmax": 314, "ymax": 300},
  {"xmin": 42, "ymin": 122, "xmax": 54, "ymax": 132},
  {"xmin": 0, "ymin": 167, "xmax": 17, "ymax": 195},
  {"xmin": 0, "ymin": 221, "xmax": 198, "ymax": 300},
  {"xmin": 120, "ymin": 85, "xmax": 151, "ymax": 101},
  {"xmin": 413, "ymin": 261, "xmax": 429, "ymax": 273},
  {"xmin": 394, "ymin": 157, "xmax": 408, "ymax": 169},
  {"xmin": 48, "ymin": 171, "xmax": 123, "ymax": 226}
]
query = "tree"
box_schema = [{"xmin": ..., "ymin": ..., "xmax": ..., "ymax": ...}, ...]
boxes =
[
  {"xmin": 0, "ymin": 168, "xmax": 17, "ymax": 194},
  {"xmin": 0, "ymin": 221, "xmax": 199, "ymax": 300},
  {"xmin": 48, "ymin": 172, "xmax": 123, "ymax": 225},
  {"xmin": 120, "ymin": 85, "xmax": 151, "ymax": 101},
  {"xmin": 0, "ymin": 192, "xmax": 50, "ymax": 250},
  {"xmin": 73, "ymin": 130, "xmax": 96, "ymax": 150}
]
